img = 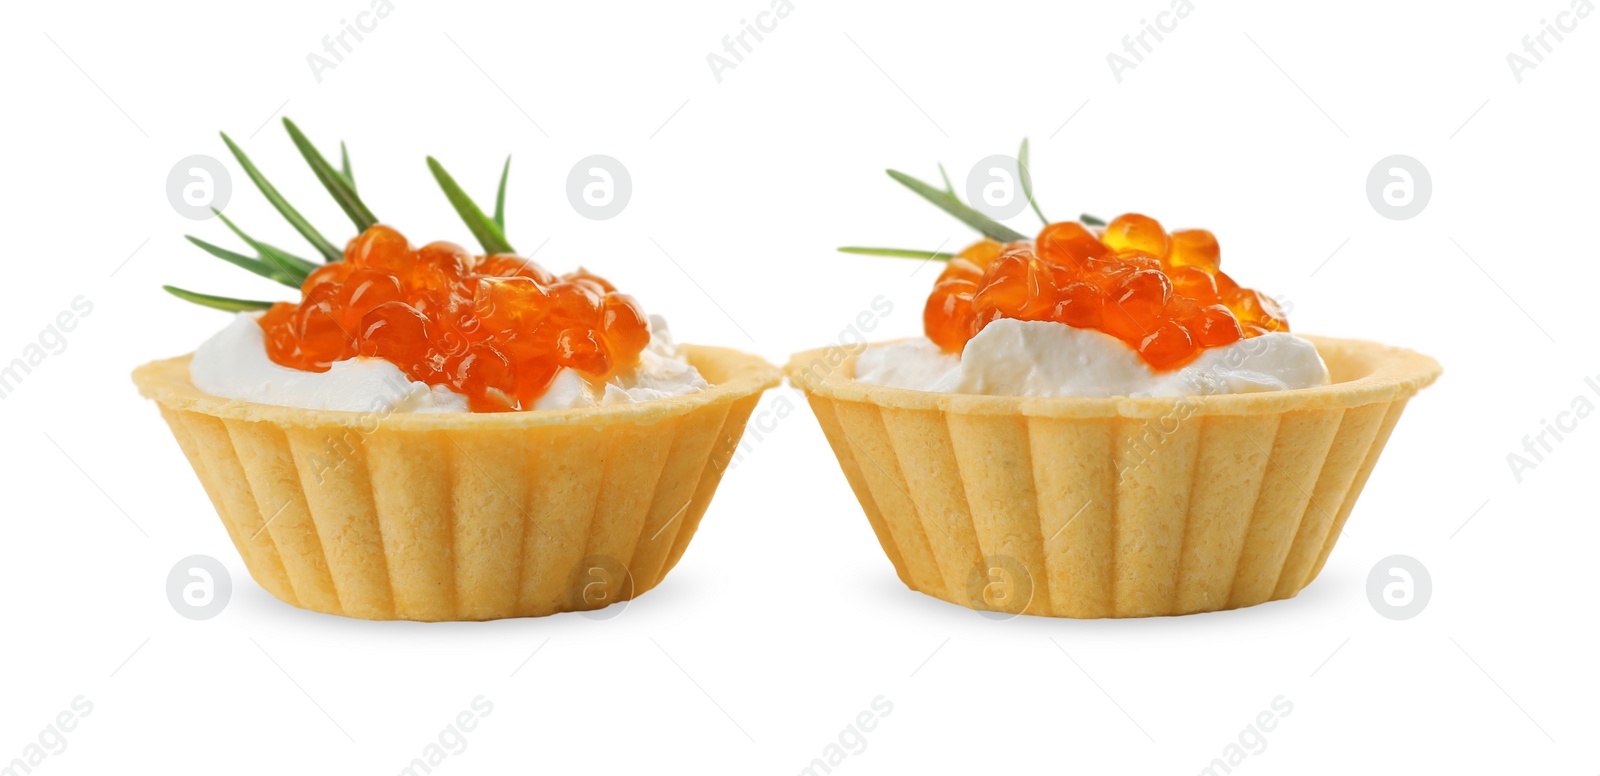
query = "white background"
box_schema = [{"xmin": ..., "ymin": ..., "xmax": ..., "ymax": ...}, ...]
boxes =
[{"xmin": 2, "ymin": 0, "xmax": 1596, "ymax": 773}]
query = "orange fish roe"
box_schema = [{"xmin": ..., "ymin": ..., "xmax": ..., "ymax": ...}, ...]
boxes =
[
  {"xmin": 258, "ymin": 225, "xmax": 651, "ymax": 412},
  {"xmin": 923, "ymin": 214, "xmax": 1288, "ymax": 370}
]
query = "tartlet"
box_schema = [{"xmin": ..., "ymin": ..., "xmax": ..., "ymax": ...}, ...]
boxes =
[
  {"xmin": 797, "ymin": 147, "xmax": 1440, "ymax": 618},
  {"xmin": 788, "ymin": 336, "xmax": 1437, "ymax": 618},
  {"xmin": 137, "ymin": 121, "xmax": 777, "ymax": 620},
  {"xmin": 137, "ymin": 346, "xmax": 775, "ymax": 621}
]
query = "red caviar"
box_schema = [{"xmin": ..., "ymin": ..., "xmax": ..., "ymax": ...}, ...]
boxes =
[
  {"xmin": 923, "ymin": 214, "xmax": 1288, "ymax": 370},
  {"xmin": 258, "ymin": 225, "xmax": 651, "ymax": 412}
]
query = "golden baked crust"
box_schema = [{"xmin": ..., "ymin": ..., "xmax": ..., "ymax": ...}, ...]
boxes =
[
  {"xmin": 785, "ymin": 335, "xmax": 1440, "ymax": 618},
  {"xmin": 134, "ymin": 345, "xmax": 779, "ymax": 621}
]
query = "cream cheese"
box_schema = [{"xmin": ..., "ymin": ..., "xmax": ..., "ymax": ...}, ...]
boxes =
[
  {"xmin": 190, "ymin": 313, "xmax": 707, "ymax": 413},
  {"xmin": 853, "ymin": 319, "xmax": 1328, "ymax": 397}
]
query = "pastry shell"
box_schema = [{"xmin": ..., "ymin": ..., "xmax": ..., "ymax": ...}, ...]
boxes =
[
  {"xmin": 786, "ymin": 336, "xmax": 1440, "ymax": 618},
  {"xmin": 134, "ymin": 345, "xmax": 779, "ymax": 621}
]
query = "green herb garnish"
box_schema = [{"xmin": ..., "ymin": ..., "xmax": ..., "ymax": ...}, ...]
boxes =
[
  {"xmin": 283, "ymin": 118, "xmax": 376, "ymax": 232},
  {"xmin": 183, "ymin": 235, "xmax": 300, "ymax": 288},
  {"xmin": 427, "ymin": 156, "xmax": 515, "ymax": 255},
  {"xmin": 219, "ymin": 131, "xmax": 342, "ymax": 263},
  {"xmin": 163, "ymin": 285, "xmax": 274, "ymax": 312},
  {"xmin": 211, "ymin": 210, "xmax": 317, "ymax": 280},
  {"xmin": 1018, "ymin": 137, "xmax": 1048, "ymax": 226},
  {"xmin": 169, "ymin": 119, "xmax": 521, "ymax": 313},
  {"xmin": 838, "ymin": 247, "xmax": 957, "ymax": 260},
  {"xmin": 886, "ymin": 169, "xmax": 1027, "ymax": 243},
  {"xmin": 340, "ymin": 141, "xmax": 354, "ymax": 187},
  {"xmin": 493, "ymin": 155, "xmax": 511, "ymax": 230},
  {"xmin": 843, "ymin": 143, "xmax": 1110, "ymax": 263}
]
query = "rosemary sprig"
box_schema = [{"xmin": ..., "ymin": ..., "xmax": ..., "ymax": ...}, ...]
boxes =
[
  {"xmin": 220, "ymin": 132, "xmax": 343, "ymax": 263},
  {"xmin": 838, "ymin": 247, "xmax": 956, "ymax": 261},
  {"xmin": 183, "ymin": 235, "xmax": 300, "ymax": 288},
  {"xmin": 283, "ymin": 118, "xmax": 377, "ymax": 232},
  {"xmin": 427, "ymin": 156, "xmax": 514, "ymax": 255},
  {"xmin": 212, "ymin": 210, "xmax": 317, "ymax": 278},
  {"xmin": 886, "ymin": 169, "xmax": 1028, "ymax": 243},
  {"xmin": 493, "ymin": 155, "xmax": 511, "ymax": 229},
  {"xmin": 169, "ymin": 120, "xmax": 524, "ymax": 315},
  {"xmin": 163, "ymin": 285, "xmax": 274, "ymax": 312},
  {"xmin": 1018, "ymin": 138, "xmax": 1048, "ymax": 226},
  {"xmin": 843, "ymin": 147, "xmax": 1116, "ymax": 267}
]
